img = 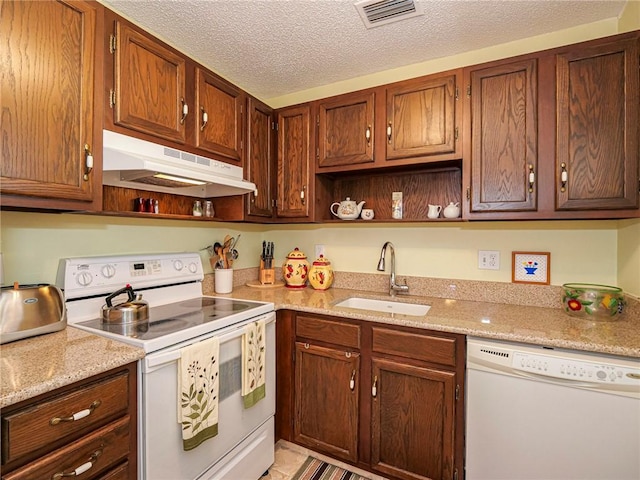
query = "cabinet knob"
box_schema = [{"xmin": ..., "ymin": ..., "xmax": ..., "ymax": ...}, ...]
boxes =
[
  {"xmin": 200, "ymin": 106, "xmax": 208, "ymax": 131},
  {"xmin": 560, "ymin": 162, "xmax": 568, "ymax": 192},
  {"xmin": 365, "ymin": 125, "xmax": 371, "ymax": 146},
  {"xmin": 180, "ymin": 98, "xmax": 189, "ymax": 125},
  {"xmin": 50, "ymin": 399, "xmax": 101, "ymax": 425},
  {"xmin": 83, "ymin": 144, "xmax": 93, "ymax": 181},
  {"xmin": 386, "ymin": 122, "xmax": 392, "ymax": 144},
  {"xmin": 371, "ymin": 375, "xmax": 378, "ymax": 398},
  {"xmin": 349, "ymin": 369, "xmax": 356, "ymax": 391},
  {"xmin": 528, "ymin": 164, "xmax": 535, "ymax": 193},
  {"xmin": 52, "ymin": 449, "xmax": 102, "ymax": 479}
]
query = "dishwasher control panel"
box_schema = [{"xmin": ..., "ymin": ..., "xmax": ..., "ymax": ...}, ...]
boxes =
[{"xmin": 512, "ymin": 351, "xmax": 640, "ymax": 386}]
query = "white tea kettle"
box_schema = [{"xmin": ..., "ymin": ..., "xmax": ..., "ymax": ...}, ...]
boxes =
[{"xmin": 330, "ymin": 197, "xmax": 366, "ymax": 220}]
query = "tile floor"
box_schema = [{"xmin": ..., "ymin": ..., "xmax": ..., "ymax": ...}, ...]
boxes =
[{"xmin": 263, "ymin": 440, "xmax": 389, "ymax": 480}]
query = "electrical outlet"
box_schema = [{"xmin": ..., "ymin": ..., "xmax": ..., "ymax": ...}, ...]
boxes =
[
  {"xmin": 478, "ymin": 250, "xmax": 500, "ymax": 270},
  {"xmin": 315, "ymin": 244, "xmax": 325, "ymax": 259}
]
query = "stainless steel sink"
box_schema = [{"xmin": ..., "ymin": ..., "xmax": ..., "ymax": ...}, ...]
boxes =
[{"xmin": 334, "ymin": 297, "xmax": 431, "ymax": 316}]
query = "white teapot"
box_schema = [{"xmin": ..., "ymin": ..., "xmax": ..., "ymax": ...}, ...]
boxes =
[
  {"xmin": 443, "ymin": 202, "xmax": 460, "ymax": 218},
  {"xmin": 330, "ymin": 197, "xmax": 365, "ymax": 220}
]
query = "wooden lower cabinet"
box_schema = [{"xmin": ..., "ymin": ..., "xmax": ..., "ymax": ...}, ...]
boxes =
[
  {"xmin": 1, "ymin": 363, "xmax": 137, "ymax": 480},
  {"xmin": 294, "ymin": 343, "xmax": 360, "ymax": 463},
  {"xmin": 371, "ymin": 359, "xmax": 456, "ymax": 480},
  {"xmin": 281, "ymin": 312, "xmax": 464, "ymax": 480}
]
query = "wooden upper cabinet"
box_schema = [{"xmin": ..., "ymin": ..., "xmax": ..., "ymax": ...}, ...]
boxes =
[
  {"xmin": 385, "ymin": 71, "xmax": 461, "ymax": 162},
  {"xmin": 112, "ymin": 21, "xmax": 187, "ymax": 143},
  {"xmin": 467, "ymin": 58, "xmax": 538, "ymax": 213},
  {"xmin": 556, "ymin": 37, "xmax": 639, "ymax": 211},
  {"xmin": 1, "ymin": 0, "xmax": 101, "ymax": 210},
  {"xmin": 317, "ymin": 91, "xmax": 375, "ymax": 169},
  {"xmin": 247, "ymin": 97, "xmax": 274, "ymax": 218},
  {"xmin": 195, "ymin": 69, "xmax": 244, "ymax": 164},
  {"xmin": 276, "ymin": 105, "xmax": 312, "ymax": 218}
]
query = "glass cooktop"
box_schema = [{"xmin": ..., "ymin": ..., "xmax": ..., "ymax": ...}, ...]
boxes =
[{"xmin": 76, "ymin": 297, "xmax": 266, "ymax": 342}]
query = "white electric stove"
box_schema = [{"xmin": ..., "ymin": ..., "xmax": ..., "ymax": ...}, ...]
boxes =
[{"xmin": 57, "ymin": 252, "xmax": 276, "ymax": 480}]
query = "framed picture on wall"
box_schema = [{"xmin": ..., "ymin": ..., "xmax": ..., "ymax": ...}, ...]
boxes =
[{"xmin": 512, "ymin": 252, "xmax": 550, "ymax": 285}]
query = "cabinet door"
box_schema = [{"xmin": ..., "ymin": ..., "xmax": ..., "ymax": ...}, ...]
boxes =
[
  {"xmin": 556, "ymin": 38, "xmax": 639, "ymax": 210},
  {"xmin": 247, "ymin": 98, "xmax": 274, "ymax": 218},
  {"xmin": 1, "ymin": 0, "xmax": 98, "ymax": 206},
  {"xmin": 294, "ymin": 342, "xmax": 359, "ymax": 463},
  {"xmin": 386, "ymin": 73, "xmax": 459, "ymax": 161},
  {"xmin": 113, "ymin": 21, "xmax": 186, "ymax": 143},
  {"xmin": 371, "ymin": 358, "xmax": 456, "ymax": 480},
  {"xmin": 317, "ymin": 91, "xmax": 375, "ymax": 169},
  {"xmin": 468, "ymin": 59, "xmax": 538, "ymax": 212},
  {"xmin": 195, "ymin": 68, "xmax": 244, "ymax": 164},
  {"xmin": 276, "ymin": 105, "xmax": 311, "ymax": 218}
]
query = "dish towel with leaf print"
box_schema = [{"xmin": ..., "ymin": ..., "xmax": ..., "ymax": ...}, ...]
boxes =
[
  {"xmin": 242, "ymin": 318, "xmax": 266, "ymax": 408},
  {"xmin": 178, "ymin": 336, "xmax": 219, "ymax": 451}
]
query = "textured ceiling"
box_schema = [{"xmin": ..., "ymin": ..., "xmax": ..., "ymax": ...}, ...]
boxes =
[{"xmin": 101, "ymin": 0, "xmax": 626, "ymax": 101}]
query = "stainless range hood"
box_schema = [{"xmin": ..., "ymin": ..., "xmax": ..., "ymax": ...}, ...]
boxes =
[{"xmin": 102, "ymin": 130, "xmax": 257, "ymax": 198}]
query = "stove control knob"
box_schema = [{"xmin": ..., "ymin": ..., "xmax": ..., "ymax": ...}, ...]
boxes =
[
  {"xmin": 188, "ymin": 262, "xmax": 198, "ymax": 273},
  {"xmin": 101, "ymin": 264, "xmax": 116, "ymax": 278},
  {"xmin": 76, "ymin": 271, "xmax": 93, "ymax": 287},
  {"xmin": 173, "ymin": 260, "xmax": 184, "ymax": 271}
]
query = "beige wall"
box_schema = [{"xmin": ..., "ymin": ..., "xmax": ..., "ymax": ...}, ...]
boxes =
[
  {"xmin": 617, "ymin": 219, "xmax": 640, "ymax": 296},
  {"xmin": 619, "ymin": 0, "xmax": 640, "ymax": 33},
  {"xmin": 3, "ymin": 212, "xmax": 634, "ymax": 295}
]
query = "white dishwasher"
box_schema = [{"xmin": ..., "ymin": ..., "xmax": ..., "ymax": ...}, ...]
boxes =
[{"xmin": 466, "ymin": 337, "xmax": 640, "ymax": 480}]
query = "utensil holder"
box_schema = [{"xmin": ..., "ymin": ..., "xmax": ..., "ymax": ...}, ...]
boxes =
[{"xmin": 259, "ymin": 259, "xmax": 275, "ymax": 285}]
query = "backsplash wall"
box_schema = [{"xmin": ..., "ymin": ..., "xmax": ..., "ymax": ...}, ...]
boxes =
[{"xmin": 3, "ymin": 212, "xmax": 637, "ymax": 297}]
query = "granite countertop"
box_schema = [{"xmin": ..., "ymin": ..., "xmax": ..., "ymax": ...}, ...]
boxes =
[
  {"xmin": 0, "ymin": 328, "xmax": 144, "ymax": 409},
  {"xmin": 2, "ymin": 279, "xmax": 637, "ymax": 409},
  {"xmin": 220, "ymin": 285, "xmax": 640, "ymax": 359}
]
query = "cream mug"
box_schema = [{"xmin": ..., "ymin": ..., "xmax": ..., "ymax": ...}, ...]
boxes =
[
  {"xmin": 361, "ymin": 208, "xmax": 375, "ymax": 220},
  {"xmin": 427, "ymin": 204, "xmax": 442, "ymax": 219}
]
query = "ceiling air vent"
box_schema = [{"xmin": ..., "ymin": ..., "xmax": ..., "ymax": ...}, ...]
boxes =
[{"xmin": 355, "ymin": 0, "xmax": 424, "ymax": 29}]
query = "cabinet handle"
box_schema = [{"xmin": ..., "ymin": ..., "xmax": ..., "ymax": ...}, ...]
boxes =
[
  {"xmin": 180, "ymin": 98, "xmax": 188, "ymax": 125},
  {"xmin": 304, "ymin": 343, "xmax": 309, "ymax": 349},
  {"xmin": 560, "ymin": 162, "xmax": 568, "ymax": 192},
  {"xmin": 365, "ymin": 125, "xmax": 371, "ymax": 146},
  {"xmin": 371, "ymin": 375, "xmax": 378, "ymax": 398},
  {"xmin": 51, "ymin": 449, "xmax": 102, "ymax": 479},
  {"xmin": 83, "ymin": 144, "xmax": 93, "ymax": 181},
  {"xmin": 528, "ymin": 164, "xmax": 535, "ymax": 193},
  {"xmin": 349, "ymin": 370, "xmax": 356, "ymax": 391},
  {"xmin": 49, "ymin": 400, "xmax": 101, "ymax": 425},
  {"xmin": 386, "ymin": 122, "xmax": 392, "ymax": 144},
  {"xmin": 200, "ymin": 107, "xmax": 208, "ymax": 131},
  {"xmin": 300, "ymin": 185, "xmax": 306, "ymax": 205}
]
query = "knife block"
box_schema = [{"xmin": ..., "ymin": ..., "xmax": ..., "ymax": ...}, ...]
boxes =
[{"xmin": 259, "ymin": 259, "xmax": 275, "ymax": 285}]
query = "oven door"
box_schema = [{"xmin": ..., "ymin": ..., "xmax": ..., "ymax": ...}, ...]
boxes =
[{"xmin": 140, "ymin": 312, "xmax": 275, "ymax": 480}]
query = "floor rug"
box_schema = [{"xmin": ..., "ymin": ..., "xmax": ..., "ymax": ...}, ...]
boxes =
[{"xmin": 292, "ymin": 456, "xmax": 368, "ymax": 480}]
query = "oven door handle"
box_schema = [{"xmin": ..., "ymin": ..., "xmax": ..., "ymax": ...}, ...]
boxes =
[{"xmin": 144, "ymin": 314, "xmax": 275, "ymax": 372}]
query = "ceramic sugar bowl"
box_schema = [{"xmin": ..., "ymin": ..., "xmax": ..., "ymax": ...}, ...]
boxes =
[
  {"xmin": 443, "ymin": 202, "xmax": 461, "ymax": 218},
  {"xmin": 282, "ymin": 247, "xmax": 309, "ymax": 288},
  {"xmin": 308, "ymin": 254, "xmax": 334, "ymax": 290}
]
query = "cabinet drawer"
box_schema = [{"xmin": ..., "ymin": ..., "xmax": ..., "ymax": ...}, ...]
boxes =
[
  {"xmin": 2, "ymin": 372, "xmax": 129, "ymax": 464},
  {"xmin": 98, "ymin": 461, "xmax": 130, "ymax": 480},
  {"xmin": 296, "ymin": 315, "xmax": 360, "ymax": 349},
  {"xmin": 372, "ymin": 327, "xmax": 457, "ymax": 367},
  {"xmin": 2, "ymin": 416, "xmax": 130, "ymax": 480}
]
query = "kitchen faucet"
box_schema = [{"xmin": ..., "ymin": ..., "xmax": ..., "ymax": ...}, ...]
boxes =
[{"xmin": 377, "ymin": 241, "xmax": 409, "ymax": 296}]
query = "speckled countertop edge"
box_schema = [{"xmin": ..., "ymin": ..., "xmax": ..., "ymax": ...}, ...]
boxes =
[{"xmin": 1, "ymin": 327, "xmax": 144, "ymax": 409}]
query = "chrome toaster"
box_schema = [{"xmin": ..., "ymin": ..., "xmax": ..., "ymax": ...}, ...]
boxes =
[{"xmin": 0, "ymin": 283, "xmax": 67, "ymax": 344}]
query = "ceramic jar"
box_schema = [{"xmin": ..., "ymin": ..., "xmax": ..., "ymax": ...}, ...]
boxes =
[
  {"xmin": 282, "ymin": 247, "xmax": 309, "ymax": 288},
  {"xmin": 443, "ymin": 202, "xmax": 461, "ymax": 218},
  {"xmin": 308, "ymin": 254, "xmax": 334, "ymax": 290}
]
